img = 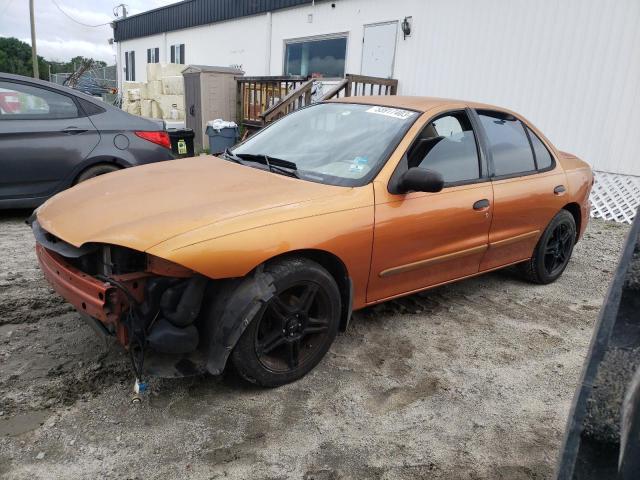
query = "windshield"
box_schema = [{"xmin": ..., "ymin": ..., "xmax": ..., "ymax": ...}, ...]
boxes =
[{"xmin": 231, "ymin": 103, "xmax": 418, "ymax": 186}]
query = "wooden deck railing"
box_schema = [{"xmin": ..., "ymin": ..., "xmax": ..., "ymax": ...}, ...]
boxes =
[
  {"xmin": 235, "ymin": 76, "xmax": 307, "ymax": 127},
  {"xmin": 261, "ymin": 79, "xmax": 314, "ymax": 124},
  {"xmin": 236, "ymin": 74, "xmax": 399, "ymax": 131},
  {"xmin": 321, "ymin": 74, "xmax": 398, "ymax": 100}
]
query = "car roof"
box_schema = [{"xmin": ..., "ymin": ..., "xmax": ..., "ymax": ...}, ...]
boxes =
[
  {"xmin": 329, "ymin": 95, "xmax": 513, "ymax": 115},
  {"xmin": 0, "ymin": 72, "xmax": 111, "ymax": 109}
]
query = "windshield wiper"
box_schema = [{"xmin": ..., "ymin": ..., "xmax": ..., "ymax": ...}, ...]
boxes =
[
  {"xmin": 221, "ymin": 148, "xmax": 244, "ymax": 164},
  {"xmin": 235, "ymin": 153, "xmax": 299, "ymax": 178}
]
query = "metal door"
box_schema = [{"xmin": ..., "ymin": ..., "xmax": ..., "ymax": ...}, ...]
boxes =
[
  {"xmin": 184, "ymin": 73, "xmax": 202, "ymax": 150},
  {"xmin": 361, "ymin": 22, "xmax": 398, "ymax": 79}
]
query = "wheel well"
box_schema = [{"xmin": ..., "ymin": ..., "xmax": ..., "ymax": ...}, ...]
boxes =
[
  {"xmin": 74, "ymin": 161, "xmax": 123, "ymax": 184},
  {"xmin": 563, "ymin": 202, "xmax": 582, "ymax": 242},
  {"xmin": 268, "ymin": 249, "xmax": 352, "ymax": 331}
]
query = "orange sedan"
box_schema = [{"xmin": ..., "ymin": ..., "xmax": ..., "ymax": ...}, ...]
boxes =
[{"xmin": 31, "ymin": 96, "xmax": 593, "ymax": 387}]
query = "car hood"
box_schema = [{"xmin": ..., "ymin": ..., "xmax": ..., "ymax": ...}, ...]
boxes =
[{"xmin": 36, "ymin": 156, "xmax": 346, "ymax": 252}]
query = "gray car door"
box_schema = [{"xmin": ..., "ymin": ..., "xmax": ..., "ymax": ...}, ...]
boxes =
[{"xmin": 0, "ymin": 80, "xmax": 100, "ymax": 201}]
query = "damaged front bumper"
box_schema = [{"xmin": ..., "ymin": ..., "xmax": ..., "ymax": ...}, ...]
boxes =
[
  {"xmin": 35, "ymin": 242, "xmax": 144, "ymax": 346},
  {"xmin": 33, "ymin": 219, "xmax": 211, "ymax": 378}
]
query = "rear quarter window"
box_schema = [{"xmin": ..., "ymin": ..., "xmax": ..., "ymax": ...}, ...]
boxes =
[{"xmin": 526, "ymin": 126, "xmax": 554, "ymax": 170}]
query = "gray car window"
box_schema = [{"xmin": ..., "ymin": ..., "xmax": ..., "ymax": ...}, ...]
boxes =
[
  {"xmin": 526, "ymin": 126, "xmax": 554, "ymax": 170},
  {"xmin": 0, "ymin": 81, "xmax": 78, "ymax": 119},
  {"xmin": 408, "ymin": 112, "xmax": 480, "ymax": 183},
  {"xmin": 478, "ymin": 110, "xmax": 535, "ymax": 176}
]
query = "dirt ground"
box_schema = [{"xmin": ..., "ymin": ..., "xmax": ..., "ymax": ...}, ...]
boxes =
[{"xmin": 0, "ymin": 210, "xmax": 630, "ymax": 480}]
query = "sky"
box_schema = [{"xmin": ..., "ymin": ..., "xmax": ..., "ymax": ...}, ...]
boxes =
[{"xmin": 0, "ymin": 0, "xmax": 176, "ymax": 64}]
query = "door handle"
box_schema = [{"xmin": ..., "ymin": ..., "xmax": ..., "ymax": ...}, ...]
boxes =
[
  {"xmin": 62, "ymin": 127, "xmax": 88, "ymax": 135},
  {"xmin": 473, "ymin": 199, "xmax": 490, "ymax": 210},
  {"xmin": 554, "ymin": 185, "xmax": 566, "ymax": 195},
  {"xmin": 189, "ymin": 105, "xmax": 195, "ymax": 116}
]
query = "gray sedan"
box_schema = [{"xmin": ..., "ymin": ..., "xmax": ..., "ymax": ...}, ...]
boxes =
[{"xmin": 0, "ymin": 73, "xmax": 175, "ymax": 209}]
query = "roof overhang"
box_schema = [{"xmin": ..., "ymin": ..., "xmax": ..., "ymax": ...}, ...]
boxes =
[{"xmin": 113, "ymin": 0, "xmax": 315, "ymax": 42}]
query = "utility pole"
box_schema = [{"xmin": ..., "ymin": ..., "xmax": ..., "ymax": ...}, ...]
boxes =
[
  {"xmin": 29, "ymin": 0, "xmax": 39, "ymax": 79},
  {"xmin": 113, "ymin": 4, "xmax": 128, "ymax": 19}
]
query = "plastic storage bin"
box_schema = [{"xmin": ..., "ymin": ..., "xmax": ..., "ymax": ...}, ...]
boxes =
[{"xmin": 206, "ymin": 125, "xmax": 239, "ymax": 154}]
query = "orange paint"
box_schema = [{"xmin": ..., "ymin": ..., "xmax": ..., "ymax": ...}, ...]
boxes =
[{"xmin": 36, "ymin": 97, "xmax": 592, "ymax": 312}]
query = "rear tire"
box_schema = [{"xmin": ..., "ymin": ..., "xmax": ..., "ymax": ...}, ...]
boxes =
[
  {"xmin": 231, "ymin": 257, "xmax": 341, "ymax": 387},
  {"xmin": 519, "ymin": 209, "xmax": 576, "ymax": 284},
  {"xmin": 74, "ymin": 164, "xmax": 120, "ymax": 184}
]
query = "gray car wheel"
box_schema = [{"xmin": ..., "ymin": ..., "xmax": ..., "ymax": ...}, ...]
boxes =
[{"xmin": 74, "ymin": 164, "xmax": 120, "ymax": 184}]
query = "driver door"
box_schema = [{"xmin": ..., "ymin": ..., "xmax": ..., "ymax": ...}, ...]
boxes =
[{"xmin": 367, "ymin": 109, "xmax": 493, "ymax": 302}]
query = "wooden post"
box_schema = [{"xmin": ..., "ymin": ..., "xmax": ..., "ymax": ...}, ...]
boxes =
[
  {"xmin": 235, "ymin": 79, "xmax": 242, "ymax": 127},
  {"xmin": 29, "ymin": 0, "xmax": 39, "ymax": 79}
]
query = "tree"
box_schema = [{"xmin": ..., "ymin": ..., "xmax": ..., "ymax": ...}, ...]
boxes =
[
  {"xmin": 0, "ymin": 37, "xmax": 109, "ymax": 80},
  {"xmin": 0, "ymin": 37, "xmax": 42, "ymax": 78}
]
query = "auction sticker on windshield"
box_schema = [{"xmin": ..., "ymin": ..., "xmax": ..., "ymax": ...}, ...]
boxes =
[{"xmin": 366, "ymin": 106, "xmax": 416, "ymax": 120}]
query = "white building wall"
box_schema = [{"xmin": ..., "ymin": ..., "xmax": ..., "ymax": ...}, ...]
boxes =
[
  {"xmin": 117, "ymin": 14, "xmax": 270, "ymax": 86},
  {"xmin": 116, "ymin": 0, "xmax": 640, "ymax": 176},
  {"xmin": 392, "ymin": 0, "xmax": 640, "ymax": 177},
  {"xmin": 117, "ymin": 34, "xmax": 166, "ymax": 85},
  {"xmin": 164, "ymin": 14, "xmax": 270, "ymax": 76}
]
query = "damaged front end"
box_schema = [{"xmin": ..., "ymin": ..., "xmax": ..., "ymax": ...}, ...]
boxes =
[{"xmin": 32, "ymin": 219, "xmax": 210, "ymax": 378}]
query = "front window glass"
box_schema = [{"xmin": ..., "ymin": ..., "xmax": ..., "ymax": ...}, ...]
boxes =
[
  {"xmin": 232, "ymin": 103, "xmax": 418, "ymax": 186},
  {"xmin": 407, "ymin": 112, "xmax": 480, "ymax": 183},
  {"xmin": 285, "ymin": 37, "xmax": 347, "ymax": 78},
  {"xmin": 0, "ymin": 81, "xmax": 78, "ymax": 119}
]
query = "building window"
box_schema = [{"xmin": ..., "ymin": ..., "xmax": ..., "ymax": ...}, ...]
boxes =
[
  {"xmin": 147, "ymin": 47, "xmax": 160, "ymax": 64},
  {"xmin": 170, "ymin": 43, "xmax": 185, "ymax": 64},
  {"xmin": 124, "ymin": 50, "xmax": 135, "ymax": 81},
  {"xmin": 284, "ymin": 36, "xmax": 347, "ymax": 78}
]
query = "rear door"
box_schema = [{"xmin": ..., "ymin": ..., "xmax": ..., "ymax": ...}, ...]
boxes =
[
  {"xmin": 367, "ymin": 109, "xmax": 493, "ymax": 302},
  {"xmin": 0, "ymin": 79, "xmax": 100, "ymax": 201},
  {"xmin": 474, "ymin": 109, "xmax": 567, "ymax": 270}
]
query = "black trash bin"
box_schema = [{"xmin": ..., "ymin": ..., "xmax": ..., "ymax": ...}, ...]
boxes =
[{"xmin": 166, "ymin": 128, "xmax": 195, "ymax": 158}]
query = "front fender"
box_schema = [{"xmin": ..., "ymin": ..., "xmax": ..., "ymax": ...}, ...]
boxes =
[
  {"xmin": 202, "ymin": 268, "xmax": 276, "ymax": 375},
  {"xmin": 147, "ymin": 191, "xmax": 374, "ymax": 308},
  {"xmin": 146, "ymin": 204, "xmax": 374, "ymax": 310}
]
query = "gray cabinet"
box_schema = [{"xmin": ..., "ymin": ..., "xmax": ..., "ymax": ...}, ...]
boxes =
[{"xmin": 182, "ymin": 65, "xmax": 243, "ymax": 151}]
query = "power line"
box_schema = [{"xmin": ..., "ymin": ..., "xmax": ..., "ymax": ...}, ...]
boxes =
[{"xmin": 50, "ymin": 0, "xmax": 112, "ymax": 28}]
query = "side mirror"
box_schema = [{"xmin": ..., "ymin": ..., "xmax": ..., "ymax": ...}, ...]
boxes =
[{"xmin": 397, "ymin": 167, "xmax": 444, "ymax": 194}]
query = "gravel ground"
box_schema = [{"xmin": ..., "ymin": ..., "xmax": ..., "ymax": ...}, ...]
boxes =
[{"xmin": 0, "ymin": 210, "xmax": 630, "ymax": 480}]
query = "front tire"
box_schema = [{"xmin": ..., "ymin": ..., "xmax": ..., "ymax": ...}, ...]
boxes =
[
  {"xmin": 231, "ymin": 257, "xmax": 341, "ymax": 387},
  {"xmin": 519, "ymin": 209, "xmax": 577, "ymax": 284}
]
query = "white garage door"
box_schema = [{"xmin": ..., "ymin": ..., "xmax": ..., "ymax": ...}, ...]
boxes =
[{"xmin": 361, "ymin": 21, "xmax": 398, "ymax": 79}]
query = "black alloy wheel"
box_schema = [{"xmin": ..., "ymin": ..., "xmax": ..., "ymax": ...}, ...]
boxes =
[
  {"xmin": 230, "ymin": 257, "xmax": 341, "ymax": 387},
  {"xmin": 543, "ymin": 221, "xmax": 574, "ymax": 277},
  {"xmin": 519, "ymin": 209, "xmax": 577, "ymax": 284},
  {"xmin": 255, "ymin": 281, "xmax": 331, "ymax": 372}
]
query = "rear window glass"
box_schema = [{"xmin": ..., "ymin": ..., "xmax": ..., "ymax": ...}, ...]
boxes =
[
  {"xmin": 478, "ymin": 110, "xmax": 535, "ymax": 177},
  {"xmin": 0, "ymin": 81, "xmax": 78, "ymax": 119}
]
